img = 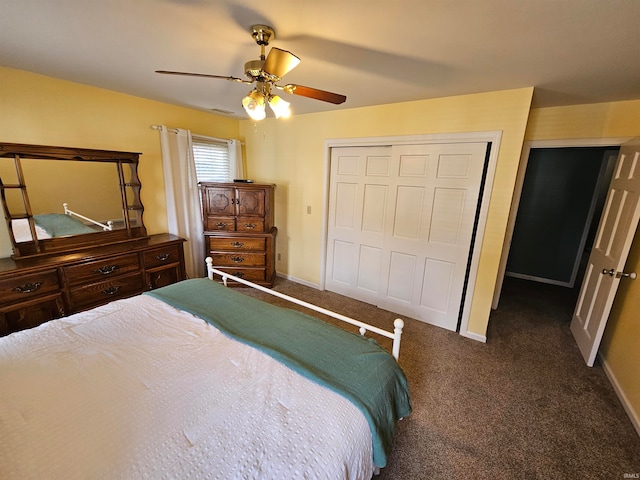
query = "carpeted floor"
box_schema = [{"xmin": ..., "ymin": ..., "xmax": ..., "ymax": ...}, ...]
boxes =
[{"xmin": 237, "ymin": 275, "xmax": 640, "ymax": 480}]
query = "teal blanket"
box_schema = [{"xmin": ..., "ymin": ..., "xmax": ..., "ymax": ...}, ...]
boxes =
[
  {"xmin": 146, "ymin": 279, "xmax": 411, "ymax": 468},
  {"xmin": 34, "ymin": 213, "xmax": 95, "ymax": 236}
]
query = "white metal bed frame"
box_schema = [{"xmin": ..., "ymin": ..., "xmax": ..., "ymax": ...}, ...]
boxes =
[
  {"xmin": 63, "ymin": 202, "xmax": 113, "ymax": 231},
  {"xmin": 205, "ymin": 257, "xmax": 405, "ymax": 360}
]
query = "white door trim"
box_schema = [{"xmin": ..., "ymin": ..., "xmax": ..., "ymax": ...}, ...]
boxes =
[
  {"xmin": 321, "ymin": 131, "xmax": 502, "ymax": 341},
  {"xmin": 492, "ymin": 137, "xmax": 634, "ymax": 310}
]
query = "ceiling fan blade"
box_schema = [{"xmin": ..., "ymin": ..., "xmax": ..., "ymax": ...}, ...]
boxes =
[
  {"xmin": 262, "ymin": 48, "xmax": 300, "ymax": 80},
  {"xmin": 281, "ymin": 84, "xmax": 346, "ymax": 104},
  {"xmin": 155, "ymin": 70, "xmax": 251, "ymax": 84}
]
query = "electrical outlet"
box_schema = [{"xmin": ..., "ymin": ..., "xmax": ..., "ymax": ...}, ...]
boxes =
[
  {"xmin": 277, "ymin": 253, "xmax": 281, "ymax": 261},
  {"xmin": 306, "ymin": 205, "xmax": 312, "ymax": 214}
]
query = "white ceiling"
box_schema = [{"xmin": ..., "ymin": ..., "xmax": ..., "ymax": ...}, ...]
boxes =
[{"xmin": 2, "ymin": 0, "xmax": 640, "ymax": 119}]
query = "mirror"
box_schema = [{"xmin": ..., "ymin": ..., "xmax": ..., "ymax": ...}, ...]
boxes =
[{"xmin": 0, "ymin": 143, "xmax": 147, "ymax": 258}]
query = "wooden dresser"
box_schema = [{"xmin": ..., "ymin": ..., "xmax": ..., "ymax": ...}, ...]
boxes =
[
  {"xmin": 200, "ymin": 182, "xmax": 276, "ymax": 287},
  {"xmin": 0, "ymin": 234, "xmax": 186, "ymax": 336}
]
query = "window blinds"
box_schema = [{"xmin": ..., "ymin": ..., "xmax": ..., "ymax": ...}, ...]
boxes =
[{"xmin": 192, "ymin": 137, "xmax": 231, "ymax": 182}]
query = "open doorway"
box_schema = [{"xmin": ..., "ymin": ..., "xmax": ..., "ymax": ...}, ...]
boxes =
[
  {"xmin": 507, "ymin": 146, "xmax": 618, "ymax": 281},
  {"xmin": 493, "ymin": 139, "xmax": 630, "ymax": 315},
  {"xmin": 499, "ymin": 146, "xmax": 618, "ymax": 323}
]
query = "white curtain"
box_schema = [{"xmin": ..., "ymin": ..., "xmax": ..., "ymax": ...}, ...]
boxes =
[
  {"xmin": 159, "ymin": 126, "xmax": 204, "ymax": 278},
  {"xmin": 228, "ymin": 139, "xmax": 245, "ymax": 180}
]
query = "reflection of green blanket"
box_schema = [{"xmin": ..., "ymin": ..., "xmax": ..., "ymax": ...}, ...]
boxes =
[
  {"xmin": 146, "ymin": 278, "xmax": 411, "ymax": 468},
  {"xmin": 34, "ymin": 213, "xmax": 96, "ymax": 237}
]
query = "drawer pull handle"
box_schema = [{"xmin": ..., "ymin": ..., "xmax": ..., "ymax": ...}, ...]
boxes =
[
  {"xmin": 231, "ymin": 256, "xmax": 245, "ymax": 263},
  {"xmin": 13, "ymin": 282, "xmax": 42, "ymax": 293},
  {"xmin": 231, "ymin": 241, "xmax": 244, "ymax": 248},
  {"xmin": 215, "ymin": 222, "xmax": 227, "ymax": 229},
  {"xmin": 155, "ymin": 253, "xmax": 171, "ymax": 261},
  {"xmin": 244, "ymin": 223, "xmax": 257, "ymax": 229},
  {"xmin": 96, "ymin": 265, "xmax": 119, "ymax": 275},
  {"xmin": 236, "ymin": 272, "xmax": 245, "ymax": 278},
  {"xmin": 101, "ymin": 286, "xmax": 121, "ymax": 296}
]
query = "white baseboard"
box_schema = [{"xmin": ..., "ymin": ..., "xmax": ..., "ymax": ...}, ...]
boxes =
[
  {"xmin": 275, "ymin": 271, "xmax": 322, "ymax": 290},
  {"xmin": 459, "ymin": 330, "xmax": 487, "ymax": 343},
  {"xmin": 599, "ymin": 353, "xmax": 640, "ymax": 438}
]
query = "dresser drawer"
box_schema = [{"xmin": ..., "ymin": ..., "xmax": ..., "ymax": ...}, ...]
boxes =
[
  {"xmin": 211, "ymin": 252, "xmax": 265, "ymax": 267},
  {"xmin": 67, "ymin": 272, "xmax": 144, "ymax": 311},
  {"xmin": 206, "ymin": 216, "xmax": 235, "ymax": 232},
  {"xmin": 1, "ymin": 293, "xmax": 65, "ymax": 335},
  {"xmin": 236, "ymin": 216, "xmax": 265, "ymax": 233},
  {"xmin": 64, "ymin": 253, "xmax": 141, "ymax": 287},
  {"xmin": 208, "ymin": 237, "xmax": 266, "ymax": 252},
  {"xmin": 212, "ymin": 267, "xmax": 267, "ymax": 283},
  {"xmin": 143, "ymin": 244, "xmax": 183, "ymax": 269},
  {"xmin": 0, "ymin": 270, "xmax": 60, "ymax": 306}
]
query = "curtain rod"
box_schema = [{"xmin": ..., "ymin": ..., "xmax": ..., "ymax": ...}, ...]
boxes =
[
  {"xmin": 150, "ymin": 125, "xmax": 241, "ymax": 145},
  {"xmin": 150, "ymin": 124, "xmax": 178, "ymax": 134}
]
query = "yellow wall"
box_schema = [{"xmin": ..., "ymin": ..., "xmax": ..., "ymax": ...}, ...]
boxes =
[
  {"xmin": 240, "ymin": 87, "xmax": 534, "ymax": 337},
  {"xmin": 525, "ymin": 99, "xmax": 640, "ymax": 431},
  {"xmin": 0, "ymin": 66, "xmax": 238, "ymax": 257}
]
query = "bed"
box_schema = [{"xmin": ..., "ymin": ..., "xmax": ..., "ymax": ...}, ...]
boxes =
[
  {"xmin": 10, "ymin": 203, "xmax": 113, "ymax": 242},
  {"xmin": 0, "ymin": 261, "xmax": 411, "ymax": 479}
]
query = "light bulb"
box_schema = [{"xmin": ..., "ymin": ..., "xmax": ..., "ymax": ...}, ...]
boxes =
[
  {"xmin": 268, "ymin": 95, "xmax": 291, "ymax": 119},
  {"xmin": 242, "ymin": 90, "xmax": 266, "ymax": 120}
]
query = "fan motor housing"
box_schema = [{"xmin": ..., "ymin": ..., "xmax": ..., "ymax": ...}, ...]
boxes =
[{"xmin": 245, "ymin": 59, "xmax": 265, "ymax": 79}]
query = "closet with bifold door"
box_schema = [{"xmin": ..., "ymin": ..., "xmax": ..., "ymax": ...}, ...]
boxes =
[{"xmin": 325, "ymin": 142, "xmax": 488, "ymax": 331}]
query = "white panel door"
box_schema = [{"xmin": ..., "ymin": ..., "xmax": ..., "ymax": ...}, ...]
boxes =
[
  {"xmin": 377, "ymin": 143, "xmax": 488, "ymax": 330},
  {"xmin": 325, "ymin": 146, "xmax": 392, "ymax": 305},
  {"xmin": 571, "ymin": 140, "xmax": 640, "ymax": 366},
  {"xmin": 326, "ymin": 143, "xmax": 488, "ymax": 331}
]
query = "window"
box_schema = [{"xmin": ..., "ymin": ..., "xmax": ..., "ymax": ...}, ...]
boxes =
[{"xmin": 192, "ymin": 136, "xmax": 231, "ymax": 182}]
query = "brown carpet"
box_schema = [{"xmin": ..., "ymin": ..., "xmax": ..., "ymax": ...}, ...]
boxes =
[{"xmin": 236, "ymin": 276, "xmax": 640, "ymax": 479}]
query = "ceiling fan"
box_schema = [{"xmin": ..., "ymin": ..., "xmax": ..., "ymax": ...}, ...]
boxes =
[{"xmin": 156, "ymin": 24, "xmax": 347, "ymax": 120}]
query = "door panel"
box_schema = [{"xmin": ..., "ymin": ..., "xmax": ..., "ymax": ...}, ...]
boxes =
[
  {"xmin": 362, "ymin": 184, "xmax": 388, "ymax": 232},
  {"xmin": 357, "ymin": 245, "xmax": 382, "ymax": 293},
  {"xmin": 394, "ymin": 186, "xmax": 425, "ymax": 238},
  {"xmin": 430, "ymin": 188, "xmax": 466, "ymax": 245},
  {"xmin": 204, "ymin": 186, "xmax": 235, "ymax": 215},
  {"xmin": 237, "ymin": 188, "xmax": 265, "ymax": 216},
  {"xmin": 326, "ymin": 147, "xmax": 391, "ymax": 305},
  {"xmin": 334, "ymin": 182, "xmax": 358, "ymax": 228},
  {"xmin": 387, "ymin": 251, "xmax": 416, "ymax": 303},
  {"xmin": 377, "ymin": 143, "xmax": 487, "ymax": 330},
  {"xmin": 571, "ymin": 140, "xmax": 640, "ymax": 365},
  {"xmin": 421, "ymin": 258, "xmax": 455, "ymax": 312},
  {"xmin": 330, "ymin": 239, "xmax": 354, "ymax": 285}
]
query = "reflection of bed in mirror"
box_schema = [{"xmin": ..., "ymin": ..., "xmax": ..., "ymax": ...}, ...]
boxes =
[
  {"xmin": 10, "ymin": 203, "xmax": 113, "ymax": 243},
  {"xmin": 0, "ymin": 142, "xmax": 146, "ymax": 258}
]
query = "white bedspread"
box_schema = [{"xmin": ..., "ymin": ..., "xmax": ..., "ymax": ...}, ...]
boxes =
[
  {"xmin": 0, "ymin": 295, "xmax": 374, "ymax": 480},
  {"xmin": 10, "ymin": 218, "xmax": 51, "ymax": 242}
]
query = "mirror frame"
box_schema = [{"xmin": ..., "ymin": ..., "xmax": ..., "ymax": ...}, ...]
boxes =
[{"xmin": 0, "ymin": 142, "xmax": 147, "ymax": 258}]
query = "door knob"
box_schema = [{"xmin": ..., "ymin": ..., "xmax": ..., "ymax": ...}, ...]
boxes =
[{"xmin": 602, "ymin": 268, "xmax": 615, "ymax": 276}]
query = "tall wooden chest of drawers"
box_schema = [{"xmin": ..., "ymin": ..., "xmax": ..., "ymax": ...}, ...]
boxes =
[{"xmin": 200, "ymin": 182, "xmax": 276, "ymax": 287}]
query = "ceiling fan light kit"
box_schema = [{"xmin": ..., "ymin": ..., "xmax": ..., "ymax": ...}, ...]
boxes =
[
  {"xmin": 156, "ymin": 24, "xmax": 346, "ymax": 120},
  {"xmin": 242, "ymin": 81, "xmax": 292, "ymax": 120},
  {"xmin": 267, "ymin": 95, "xmax": 291, "ymax": 119},
  {"xmin": 242, "ymin": 88, "xmax": 266, "ymax": 121}
]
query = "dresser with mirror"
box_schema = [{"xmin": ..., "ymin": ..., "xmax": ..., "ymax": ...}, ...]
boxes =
[{"xmin": 0, "ymin": 142, "xmax": 186, "ymax": 336}]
